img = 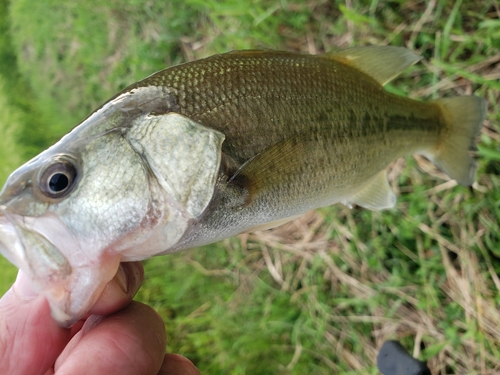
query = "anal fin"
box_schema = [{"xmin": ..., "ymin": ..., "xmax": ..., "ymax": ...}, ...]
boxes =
[{"xmin": 343, "ymin": 170, "xmax": 395, "ymax": 210}]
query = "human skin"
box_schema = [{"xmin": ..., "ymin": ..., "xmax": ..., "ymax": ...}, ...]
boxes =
[{"xmin": 0, "ymin": 262, "xmax": 200, "ymax": 375}]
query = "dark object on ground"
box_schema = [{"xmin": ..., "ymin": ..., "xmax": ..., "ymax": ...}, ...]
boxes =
[{"xmin": 377, "ymin": 340, "xmax": 431, "ymax": 375}]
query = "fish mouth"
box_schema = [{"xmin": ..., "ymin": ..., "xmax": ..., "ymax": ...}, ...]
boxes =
[{"xmin": 0, "ymin": 207, "xmax": 120, "ymax": 327}]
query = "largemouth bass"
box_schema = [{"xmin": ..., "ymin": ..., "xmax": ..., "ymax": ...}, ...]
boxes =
[{"xmin": 0, "ymin": 47, "xmax": 486, "ymax": 326}]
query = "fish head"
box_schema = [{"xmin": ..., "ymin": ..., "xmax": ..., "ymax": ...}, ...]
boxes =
[{"xmin": 0, "ymin": 86, "xmax": 225, "ymax": 326}]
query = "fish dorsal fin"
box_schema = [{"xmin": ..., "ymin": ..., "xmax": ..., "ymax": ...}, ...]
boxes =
[
  {"xmin": 326, "ymin": 46, "xmax": 422, "ymax": 86},
  {"xmin": 343, "ymin": 170, "xmax": 396, "ymax": 210}
]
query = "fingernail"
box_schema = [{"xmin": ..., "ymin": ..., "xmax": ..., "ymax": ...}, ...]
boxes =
[
  {"xmin": 81, "ymin": 314, "xmax": 104, "ymax": 335},
  {"xmin": 161, "ymin": 354, "xmax": 201, "ymax": 375},
  {"xmin": 12, "ymin": 270, "xmax": 39, "ymax": 300},
  {"xmin": 115, "ymin": 265, "xmax": 128, "ymax": 294}
]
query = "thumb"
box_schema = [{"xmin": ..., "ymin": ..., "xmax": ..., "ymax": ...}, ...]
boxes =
[
  {"xmin": 0, "ymin": 270, "xmax": 71, "ymax": 375},
  {"xmin": 159, "ymin": 354, "xmax": 201, "ymax": 375},
  {"xmin": 11, "ymin": 268, "xmax": 40, "ymax": 300}
]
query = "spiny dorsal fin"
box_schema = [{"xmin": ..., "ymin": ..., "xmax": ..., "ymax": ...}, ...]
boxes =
[
  {"xmin": 343, "ymin": 170, "xmax": 396, "ymax": 210},
  {"xmin": 325, "ymin": 46, "xmax": 422, "ymax": 86}
]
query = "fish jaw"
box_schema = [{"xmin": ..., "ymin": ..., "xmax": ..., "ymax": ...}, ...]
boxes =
[{"xmin": 0, "ymin": 209, "xmax": 121, "ymax": 327}]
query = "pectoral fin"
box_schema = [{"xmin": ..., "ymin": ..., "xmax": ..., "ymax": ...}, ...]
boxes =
[
  {"xmin": 231, "ymin": 136, "xmax": 317, "ymax": 202},
  {"xmin": 232, "ymin": 135, "xmax": 346, "ymax": 209},
  {"xmin": 343, "ymin": 170, "xmax": 396, "ymax": 210},
  {"xmin": 246, "ymin": 214, "xmax": 302, "ymax": 232},
  {"xmin": 326, "ymin": 46, "xmax": 422, "ymax": 86}
]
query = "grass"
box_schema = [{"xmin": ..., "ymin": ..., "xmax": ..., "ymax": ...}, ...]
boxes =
[
  {"xmin": 0, "ymin": 73, "xmax": 23, "ymax": 294},
  {"xmin": 1, "ymin": 0, "xmax": 500, "ymax": 373}
]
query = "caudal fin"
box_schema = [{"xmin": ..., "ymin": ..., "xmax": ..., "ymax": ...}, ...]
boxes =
[{"xmin": 429, "ymin": 96, "xmax": 487, "ymax": 186}]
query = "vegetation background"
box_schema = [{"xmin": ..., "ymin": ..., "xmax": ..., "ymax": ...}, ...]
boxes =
[{"xmin": 0, "ymin": 0, "xmax": 499, "ymax": 373}]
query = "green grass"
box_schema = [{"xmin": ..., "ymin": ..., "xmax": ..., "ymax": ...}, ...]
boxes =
[
  {"xmin": 0, "ymin": 74, "xmax": 23, "ymax": 294},
  {"xmin": 1, "ymin": 0, "xmax": 500, "ymax": 373}
]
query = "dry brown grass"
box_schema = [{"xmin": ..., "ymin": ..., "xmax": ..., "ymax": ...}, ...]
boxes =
[{"xmin": 239, "ymin": 192, "xmax": 499, "ymax": 373}]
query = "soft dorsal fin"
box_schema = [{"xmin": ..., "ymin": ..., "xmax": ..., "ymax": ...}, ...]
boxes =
[
  {"xmin": 342, "ymin": 170, "xmax": 396, "ymax": 210},
  {"xmin": 325, "ymin": 46, "xmax": 422, "ymax": 86}
]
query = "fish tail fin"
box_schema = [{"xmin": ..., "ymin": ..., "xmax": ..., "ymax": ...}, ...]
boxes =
[{"xmin": 428, "ymin": 96, "xmax": 487, "ymax": 186}]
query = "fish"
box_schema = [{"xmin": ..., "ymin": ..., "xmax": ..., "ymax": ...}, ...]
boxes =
[{"xmin": 0, "ymin": 47, "xmax": 487, "ymax": 326}]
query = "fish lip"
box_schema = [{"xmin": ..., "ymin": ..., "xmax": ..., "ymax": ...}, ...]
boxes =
[
  {"xmin": 0, "ymin": 206, "xmax": 70, "ymax": 273},
  {"xmin": 0, "ymin": 205, "xmax": 28, "ymax": 271},
  {"xmin": 0, "ymin": 209, "xmax": 76, "ymax": 325},
  {"xmin": 0, "ymin": 208, "xmax": 121, "ymax": 326}
]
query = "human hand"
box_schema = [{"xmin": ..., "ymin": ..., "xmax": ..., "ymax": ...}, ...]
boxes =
[{"xmin": 0, "ymin": 262, "xmax": 200, "ymax": 375}]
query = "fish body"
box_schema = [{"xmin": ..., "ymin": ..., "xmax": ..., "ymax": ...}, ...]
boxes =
[{"xmin": 0, "ymin": 47, "xmax": 487, "ymax": 326}]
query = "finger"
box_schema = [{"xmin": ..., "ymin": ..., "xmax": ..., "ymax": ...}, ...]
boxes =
[
  {"xmin": 54, "ymin": 301, "xmax": 166, "ymax": 375},
  {"xmin": 87, "ymin": 261, "xmax": 144, "ymax": 316},
  {"xmin": 159, "ymin": 354, "xmax": 201, "ymax": 375},
  {"xmin": 0, "ymin": 271, "xmax": 71, "ymax": 375}
]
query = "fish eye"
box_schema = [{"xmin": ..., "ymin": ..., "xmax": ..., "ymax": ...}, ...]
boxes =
[{"xmin": 39, "ymin": 160, "xmax": 78, "ymax": 198}]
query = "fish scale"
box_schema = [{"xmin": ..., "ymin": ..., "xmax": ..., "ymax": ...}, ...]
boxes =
[
  {"xmin": 0, "ymin": 47, "xmax": 487, "ymax": 325},
  {"xmin": 135, "ymin": 53, "xmax": 346, "ymax": 161},
  {"xmin": 136, "ymin": 52, "xmax": 438, "ymax": 168}
]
